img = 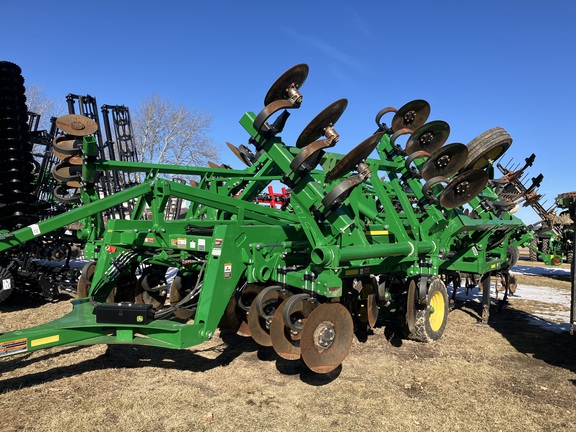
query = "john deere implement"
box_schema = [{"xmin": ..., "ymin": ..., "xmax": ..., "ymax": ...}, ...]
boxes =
[{"xmin": 0, "ymin": 63, "xmax": 533, "ymax": 373}]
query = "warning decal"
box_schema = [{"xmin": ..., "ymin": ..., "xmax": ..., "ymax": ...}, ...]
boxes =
[
  {"xmin": 224, "ymin": 263, "xmax": 232, "ymax": 279},
  {"xmin": 0, "ymin": 338, "xmax": 27, "ymax": 357}
]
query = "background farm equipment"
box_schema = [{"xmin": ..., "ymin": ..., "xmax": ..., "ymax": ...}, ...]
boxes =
[
  {"xmin": 0, "ymin": 62, "xmax": 537, "ymax": 373},
  {"xmin": 0, "ymin": 61, "xmax": 153, "ymax": 304},
  {"xmin": 494, "ymin": 155, "xmax": 574, "ymax": 266}
]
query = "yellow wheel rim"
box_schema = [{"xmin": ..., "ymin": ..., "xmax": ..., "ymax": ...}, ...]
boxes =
[{"xmin": 429, "ymin": 290, "xmax": 445, "ymax": 332}]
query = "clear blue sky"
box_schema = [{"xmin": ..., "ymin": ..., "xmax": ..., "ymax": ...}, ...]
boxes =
[{"xmin": 2, "ymin": 0, "xmax": 575, "ymax": 224}]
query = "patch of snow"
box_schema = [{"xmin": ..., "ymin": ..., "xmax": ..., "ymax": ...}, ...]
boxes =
[
  {"xmin": 448, "ymin": 281, "xmax": 572, "ymax": 334},
  {"xmin": 511, "ymin": 264, "xmax": 570, "ymax": 277}
]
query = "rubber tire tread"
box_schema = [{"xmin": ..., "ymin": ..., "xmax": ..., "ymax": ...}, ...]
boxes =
[
  {"xmin": 462, "ymin": 127, "xmax": 512, "ymax": 171},
  {"xmin": 407, "ymin": 278, "xmax": 449, "ymax": 343}
]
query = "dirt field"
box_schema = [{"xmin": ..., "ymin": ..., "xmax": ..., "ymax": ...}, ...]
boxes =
[{"xmin": 1, "ymin": 259, "xmax": 574, "ymax": 432}]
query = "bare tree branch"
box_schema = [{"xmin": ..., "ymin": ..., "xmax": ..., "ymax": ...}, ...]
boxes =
[
  {"xmin": 132, "ymin": 95, "xmax": 218, "ymax": 170},
  {"xmin": 25, "ymin": 85, "xmax": 61, "ymax": 131}
]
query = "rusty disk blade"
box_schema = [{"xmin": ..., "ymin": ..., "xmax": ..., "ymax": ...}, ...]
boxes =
[
  {"xmin": 420, "ymin": 143, "xmax": 468, "ymax": 180},
  {"xmin": 168, "ymin": 275, "xmax": 195, "ymax": 320},
  {"xmin": 237, "ymin": 320, "xmax": 251, "ymax": 337},
  {"xmin": 366, "ymin": 293, "xmax": 378, "ymax": 328},
  {"xmin": 247, "ymin": 289, "xmax": 281, "ymax": 347},
  {"xmin": 392, "ymin": 99, "xmax": 431, "ymax": 132},
  {"xmin": 218, "ymin": 295, "xmax": 245, "ymax": 335},
  {"xmin": 52, "ymin": 159, "xmax": 82, "ymax": 187},
  {"xmin": 76, "ymin": 261, "xmax": 96, "ymax": 298},
  {"xmin": 68, "ymin": 155, "xmax": 83, "ymax": 165},
  {"xmin": 406, "ymin": 279, "xmax": 417, "ymax": 334},
  {"xmin": 55, "ymin": 114, "xmax": 98, "ymax": 136},
  {"xmin": 264, "ymin": 63, "xmax": 309, "ymax": 107},
  {"xmin": 405, "ymin": 121, "xmax": 450, "ymax": 155},
  {"xmin": 295, "ymin": 98, "xmax": 348, "ymax": 148},
  {"xmin": 226, "ymin": 142, "xmax": 252, "ymax": 167},
  {"xmin": 51, "ymin": 146, "xmax": 71, "ymax": 162},
  {"xmin": 439, "ymin": 169, "xmax": 488, "ymax": 209},
  {"xmin": 325, "ymin": 132, "xmax": 384, "ymax": 182},
  {"xmin": 269, "ymin": 297, "xmax": 304, "ymax": 360},
  {"xmin": 300, "ymin": 302, "xmax": 354, "ymax": 374}
]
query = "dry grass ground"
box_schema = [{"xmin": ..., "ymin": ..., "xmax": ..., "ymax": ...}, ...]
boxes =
[{"xmin": 1, "ymin": 258, "xmax": 574, "ymax": 432}]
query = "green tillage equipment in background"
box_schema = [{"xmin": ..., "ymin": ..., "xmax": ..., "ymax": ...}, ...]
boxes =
[{"xmin": 0, "ymin": 63, "xmax": 535, "ymax": 373}]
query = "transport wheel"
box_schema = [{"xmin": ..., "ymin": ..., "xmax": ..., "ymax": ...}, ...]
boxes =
[
  {"xmin": 300, "ymin": 302, "xmax": 354, "ymax": 374},
  {"xmin": 462, "ymin": 127, "xmax": 512, "ymax": 171},
  {"xmin": 407, "ymin": 278, "xmax": 448, "ymax": 342}
]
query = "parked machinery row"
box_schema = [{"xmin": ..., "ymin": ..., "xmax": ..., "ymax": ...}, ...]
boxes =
[{"xmin": 0, "ymin": 61, "xmax": 144, "ymax": 303}]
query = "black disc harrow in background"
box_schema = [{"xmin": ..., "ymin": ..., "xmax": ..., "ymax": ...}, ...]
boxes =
[{"xmin": 0, "ymin": 61, "xmax": 38, "ymax": 230}]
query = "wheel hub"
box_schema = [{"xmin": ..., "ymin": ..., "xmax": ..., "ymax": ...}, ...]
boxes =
[
  {"xmin": 455, "ymin": 180, "xmax": 469, "ymax": 194},
  {"xmin": 313, "ymin": 321, "xmax": 336, "ymax": 350}
]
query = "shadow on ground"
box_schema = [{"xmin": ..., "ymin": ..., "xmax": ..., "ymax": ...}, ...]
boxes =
[{"xmin": 452, "ymin": 298, "xmax": 576, "ymax": 380}]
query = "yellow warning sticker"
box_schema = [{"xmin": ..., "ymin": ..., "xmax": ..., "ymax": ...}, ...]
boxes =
[{"xmin": 30, "ymin": 335, "xmax": 60, "ymax": 347}]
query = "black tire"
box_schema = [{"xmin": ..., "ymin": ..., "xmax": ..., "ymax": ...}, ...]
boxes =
[
  {"xmin": 541, "ymin": 238, "xmax": 549, "ymax": 255},
  {"xmin": 505, "ymin": 246, "xmax": 520, "ymax": 269},
  {"xmin": 462, "ymin": 127, "xmax": 512, "ymax": 172},
  {"xmin": 407, "ymin": 278, "xmax": 449, "ymax": 342},
  {"xmin": 529, "ymin": 238, "xmax": 538, "ymax": 261},
  {"xmin": 0, "ymin": 61, "xmax": 39, "ymax": 230}
]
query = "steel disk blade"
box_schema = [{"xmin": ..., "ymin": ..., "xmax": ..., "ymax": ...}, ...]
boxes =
[
  {"xmin": 269, "ymin": 298, "xmax": 303, "ymax": 360},
  {"xmin": 325, "ymin": 132, "xmax": 383, "ymax": 182},
  {"xmin": 55, "ymin": 114, "xmax": 98, "ymax": 136},
  {"xmin": 405, "ymin": 121, "xmax": 450, "ymax": 155},
  {"xmin": 392, "ymin": 99, "xmax": 430, "ymax": 132},
  {"xmin": 406, "ymin": 279, "xmax": 417, "ymax": 334},
  {"xmin": 439, "ymin": 169, "xmax": 488, "ymax": 208},
  {"xmin": 300, "ymin": 302, "xmax": 354, "ymax": 374},
  {"xmin": 264, "ymin": 64, "xmax": 309, "ymax": 106},
  {"xmin": 420, "ymin": 143, "xmax": 468, "ymax": 180},
  {"xmin": 366, "ymin": 293, "xmax": 378, "ymax": 328},
  {"xmin": 295, "ymin": 98, "xmax": 348, "ymax": 148},
  {"xmin": 52, "ymin": 160, "xmax": 82, "ymax": 187},
  {"xmin": 168, "ymin": 275, "xmax": 195, "ymax": 320},
  {"xmin": 247, "ymin": 291, "xmax": 280, "ymax": 347},
  {"xmin": 226, "ymin": 142, "xmax": 252, "ymax": 167}
]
